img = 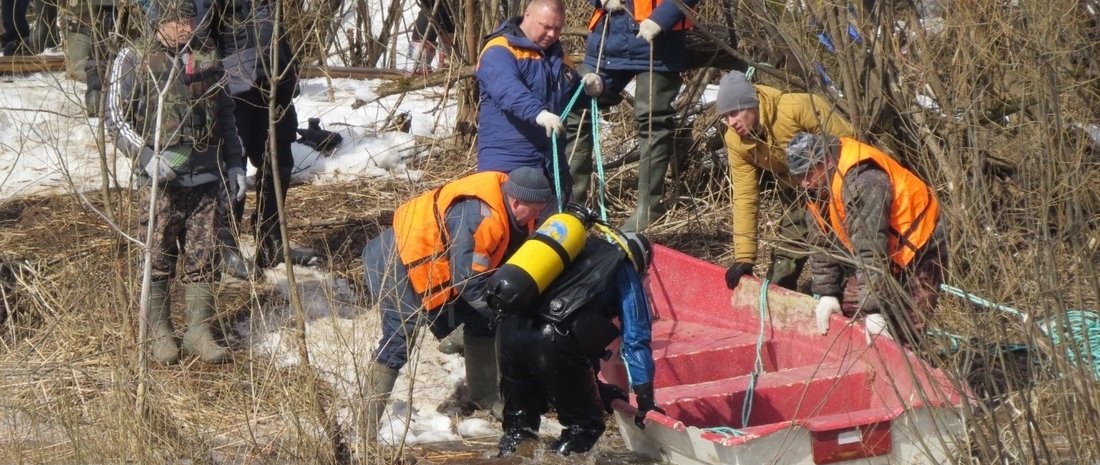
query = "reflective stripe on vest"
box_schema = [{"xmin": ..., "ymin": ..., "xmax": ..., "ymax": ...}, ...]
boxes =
[
  {"xmin": 807, "ymin": 138, "xmax": 939, "ymax": 268},
  {"xmin": 392, "ymin": 172, "xmax": 516, "ymax": 311},
  {"xmin": 587, "ymin": 0, "xmax": 693, "ymax": 31}
]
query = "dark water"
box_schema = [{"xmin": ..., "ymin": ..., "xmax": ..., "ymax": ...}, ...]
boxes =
[{"xmin": 411, "ymin": 428, "xmax": 660, "ymax": 465}]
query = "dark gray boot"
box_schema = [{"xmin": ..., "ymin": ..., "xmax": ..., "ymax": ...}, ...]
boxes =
[
  {"xmin": 64, "ymin": 30, "xmax": 91, "ymax": 81},
  {"xmin": 146, "ymin": 280, "xmax": 179, "ymax": 364},
  {"xmin": 438, "ymin": 324, "xmax": 465, "ymax": 355},
  {"xmin": 360, "ymin": 362, "xmax": 399, "ymax": 442},
  {"xmin": 218, "ymin": 228, "xmax": 260, "ymax": 280},
  {"xmin": 464, "ymin": 333, "xmax": 503, "ymax": 419},
  {"xmin": 181, "ymin": 283, "xmax": 230, "ymax": 363}
]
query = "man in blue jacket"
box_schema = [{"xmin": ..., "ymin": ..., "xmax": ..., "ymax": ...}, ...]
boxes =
[
  {"xmin": 491, "ymin": 231, "xmax": 658, "ymax": 456},
  {"xmin": 475, "ymin": 0, "xmax": 579, "ymax": 207},
  {"xmin": 565, "ymin": 0, "xmax": 699, "ymax": 231}
]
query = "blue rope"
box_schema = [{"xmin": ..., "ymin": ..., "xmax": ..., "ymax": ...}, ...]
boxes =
[
  {"xmin": 740, "ymin": 278, "xmax": 769, "ymax": 429},
  {"xmin": 550, "ymin": 85, "xmax": 587, "ymax": 213},
  {"xmin": 590, "ymin": 97, "xmax": 609, "ymax": 223},
  {"xmin": 940, "ymin": 283, "xmax": 1100, "ymax": 380},
  {"xmin": 1046, "ymin": 310, "xmax": 1100, "ymax": 380},
  {"xmin": 704, "ymin": 426, "xmax": 745, "ymax": 437}
]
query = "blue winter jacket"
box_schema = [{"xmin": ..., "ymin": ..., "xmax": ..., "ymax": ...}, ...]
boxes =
[
  {"xmin": 475, "ymin": 18, "xmax": 579, "ymax": 175},
  {"xmin": 583, "ymin": 0, "xmax": 700, "ymax": 72}
]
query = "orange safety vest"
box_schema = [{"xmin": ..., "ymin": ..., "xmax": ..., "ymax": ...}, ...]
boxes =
[
  {"xmin": 393, "ymin": 172, "xmax": 525, "ymax": 311},
  {"xmin": 587, "ymin": 0, "xmax": 693, "ymax": 31},
  {"xmin": 807, "ymin": 138, "xmax": 939, "ymax": 268}
]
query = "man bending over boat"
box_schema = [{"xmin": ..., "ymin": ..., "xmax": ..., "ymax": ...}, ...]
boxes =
[
  {"xmin": 784, "ymin": 133, "xmax": 946, "ymax": 343},
  {"xmin": 488, "ymin": 227, "xmax": 658, "ymax": 456}
]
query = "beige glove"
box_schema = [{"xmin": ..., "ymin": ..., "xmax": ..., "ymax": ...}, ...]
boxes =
[
  {"xmin": 636, "ymin": 19, "xmax": 662, "ymax": 43},
  {"xmin": 863, "ymin": 313, "xmax": 892, "ymax": 345},
  {"xmin": 602, "ymin": 0, "xmax": 625, "ymax": 12},
  {"xmin": 535, "ymin": 110, "xmax": 563, "ymax": 137},
  {"xmin": 814, "ymin": 296, "xmax": 841, "ymax": 335},
  {"xmin": 582, "ymin": 73, "xmax": 604, "ymax": 97}
]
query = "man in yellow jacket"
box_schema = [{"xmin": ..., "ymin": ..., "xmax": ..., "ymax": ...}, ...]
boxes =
[{"xmin": 717, "ymin": 70, "xmax": 854, "ymax": 291}]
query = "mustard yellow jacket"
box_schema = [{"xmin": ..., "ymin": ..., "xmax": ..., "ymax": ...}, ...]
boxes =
[{"xmin": 725, "ymin": 85, "xmax": 854, "ymax": 264}]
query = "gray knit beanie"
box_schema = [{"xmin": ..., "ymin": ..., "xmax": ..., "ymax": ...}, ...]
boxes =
[
  {"xmin": 785, "ymin": 132, "xmax": 840, "ymax": 176},
  {"xmin": 503, "ymin": 167, "xmax": 555, "ymax": 204},
  {"xmin": 716, "ymin": 70, "xmax": 759, "ymax": 115}
]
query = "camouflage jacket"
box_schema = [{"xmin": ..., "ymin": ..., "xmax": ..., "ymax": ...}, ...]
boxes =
[{"xmin": 106, "ymin": 41, "xmax": 243, "ymax": 187}]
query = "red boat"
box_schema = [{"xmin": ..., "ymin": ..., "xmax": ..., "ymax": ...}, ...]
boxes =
[{"xmin": 601, "ymin": 245, "xmax": 966, "ymax": 465}]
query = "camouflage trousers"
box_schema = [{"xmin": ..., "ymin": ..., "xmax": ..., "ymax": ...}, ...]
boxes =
[{"xmin": 140, "ymin": 182, "xmax": 225, "ymax": 283}]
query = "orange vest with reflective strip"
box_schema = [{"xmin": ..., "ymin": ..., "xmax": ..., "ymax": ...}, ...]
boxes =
[
  {"xmin": 587, "ymin": 0, "xmax": 693, "ymax": 31},
  {"xmin": 807, "ymin": 138, "xmax": 939, "ymax": 268},
  {"xmin": 393, "ymin": 172, "xmax": 519, "ymax": 311}
]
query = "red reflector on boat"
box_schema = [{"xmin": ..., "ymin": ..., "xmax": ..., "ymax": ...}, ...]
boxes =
[{"xmin": 811, "ymin": 422, "xmax": 892, "ymax": 464}]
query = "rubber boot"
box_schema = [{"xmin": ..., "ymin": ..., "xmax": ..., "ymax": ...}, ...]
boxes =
[
  {"xmin": 622, "ymin": 149, "xmax": 671, "ymax": 232},
  {"xmin": 497, "ymin": 427, "xmax": 539, "ymax": 457},
  {"xmin": 145, "ymin": 280, "xmax": 179, "ymax": 364},
  {"xmin": 257, "ymin": 231, "xmax": 321, "ymax": 269},
  {"xmin": 83, "ymin": 58, "xmax": 104, "ymax": 117},
  {"xmin": 551, "ymin": 427, "xmax": 603, "ymax": 455},
  {"xmin": 64, "ymin": 30, "xmax": 92, "ymax": 81},
  {"xmin": 181, "ymin": 283, "xmax": 230, "ymax": 363},
  {"xmin": 464, "ymin": 333, "xmax": 503, "ymax": 419},
  {"xmin": 218, "ymin": 227, "xmax": 260, "ymax": 280},
  {"xmin": 438, "ymin": 324, "xmax": 464, "ymax": 355},
  {"xmin": 407, "ymin": 40, "xmax": 436, "ymax": 75},
  {"xmin": 359, "ymin": 362, "xmax": 399, "ymax": 442}
]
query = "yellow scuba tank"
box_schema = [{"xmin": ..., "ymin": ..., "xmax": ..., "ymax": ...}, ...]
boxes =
[{"xmin": 486, "ymin": 205, "xmax": 593, "ymax": 313}]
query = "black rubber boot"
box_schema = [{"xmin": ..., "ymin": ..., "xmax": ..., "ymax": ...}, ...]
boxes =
[
  {"xmin": 497, "ymin": 427, "xmax": 538, "ymax": 457},
  {"xmin": 256, "ymin": 231, "xmax": 320, "ymax": 268},
  {"xmin": 550, "ymin": 427, "xmax": 603, "ymax": 456}
]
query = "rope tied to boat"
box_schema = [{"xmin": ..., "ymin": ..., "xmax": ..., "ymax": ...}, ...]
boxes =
[{"xmin": 940, "ymin": 284, "xmax": 1100, "ymax": 380}]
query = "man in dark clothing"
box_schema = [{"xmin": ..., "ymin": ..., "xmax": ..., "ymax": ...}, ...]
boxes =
[
  {"xmin": 1, "ymin": 0, "xmax": 30, "ymax": 55},
  {"xmin": 105, "ymin": 0, "xmax": 244, "ymax": 364},
  {"xmin": 192, "ymin": 0, "xmax": 318, "ymax": 273},
  {"xmin": 490, "ymin": 230, "xmax": 658, "ymax": 456},
  {"xmin": 475, "ymin": 0, "xmax": 579, "ymax": 205},
  {"xmin": 785, "ymin": 133, "xmax": 946, "ymax": 343},
  {"xmin": 566, "ymin": 0, "xmax": 701, "ymax": 231}
]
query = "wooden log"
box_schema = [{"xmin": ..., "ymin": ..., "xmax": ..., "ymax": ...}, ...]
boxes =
[{"xmin": 0, "ymin": 55, "xmax": 65, "ymax": 74}]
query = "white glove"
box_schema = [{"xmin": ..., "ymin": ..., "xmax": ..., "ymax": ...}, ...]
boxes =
[
  {"xmin": 535, "ymin": 110, "xmax": 563, "ymax": 137},
  {"xmin": 636, "ymin": 19, "xmax": 662, "ymax": 43},
  {"xmin": 582, "ymin": 73, "xmax": 604, "ymax": 97},
  {"xmin": 814, "ymin": 296, "xmax": 840, "ymax": 335},
  {"xmin": 227, "ymin": 167, "xmax": 248, "ymax": 201},
  {"xmin": 144, "ymin": 154, "xmax": 178, "ymax": 182},
  {"xmin": 863, "ymin": 313, "xmax": 892, "ymax": 345},
  {"xmin": 602, "ymin": 0, "xmax": 625, "ymax": 12}
]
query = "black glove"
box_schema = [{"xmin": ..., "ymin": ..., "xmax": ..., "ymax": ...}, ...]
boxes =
[
  {"xmin": 724, "ymin": 262, "xmax": 755, "ymax": 290},
  {"xmin": 296, "ymin": 118, "xmax": 343, "ymax": 153},
  {"xmin": 632, "ymin": 383, "xmax": 665, "ymax": 429},
  {"xmin": 597, "ymin": 381, "xmax": 628, "ymax": 414}
]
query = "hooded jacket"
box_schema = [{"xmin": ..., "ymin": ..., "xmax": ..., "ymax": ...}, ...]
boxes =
[
  {"xmin": 107, "ymin": 40, "xmax": 243, "ymax": 187},
  {"xmin": 475, "ymin": 18, "xmax": 579, "ymax": 174},
  {"xmin": 724, "ymin": 84, "xmax": 853, "ymax": 264}
]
